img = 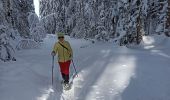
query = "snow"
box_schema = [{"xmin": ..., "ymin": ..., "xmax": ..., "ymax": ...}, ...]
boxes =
[
  {"xmin": 0, "ymin": 34, "xmax": 170, "ymax": 100},
  {"xmin": 156, "ymin": 24, "xmax": 164, "ymax": 33},
  {"xmin": 33, "ymin": 0, "xmax": 40, "ymax": 17},
  {"xmin": 141, "ymin": 34, "xmax": 169, "ymax": 49}
]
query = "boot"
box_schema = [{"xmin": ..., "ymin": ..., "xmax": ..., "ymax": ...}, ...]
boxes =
[{"xmin": 64, "ymin": 74, "xmax": 69, "ymax": 84}]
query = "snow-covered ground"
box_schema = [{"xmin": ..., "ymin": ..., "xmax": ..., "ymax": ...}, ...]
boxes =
[{"xmin": 0, "ymin": 34, "xmax": 170, "ymax": 100}]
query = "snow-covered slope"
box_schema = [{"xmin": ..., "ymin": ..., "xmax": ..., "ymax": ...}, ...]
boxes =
[{"xmin": 0, "ymin": 35, "xmax": 170, "ymax": 100}]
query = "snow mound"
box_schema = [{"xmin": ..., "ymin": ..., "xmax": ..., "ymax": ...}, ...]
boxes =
[
  {"xmin": 140, "ymin": 34, "xmax": 169, "ymax": 49},
  {"xmin": 126, "ymin": 34, "xmax": 170, "ymax": 50}
]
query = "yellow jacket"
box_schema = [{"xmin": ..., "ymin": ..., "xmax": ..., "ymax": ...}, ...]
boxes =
[{"xmin": 53, "ymin": 41, "xmax": 73, "ymax": 62}]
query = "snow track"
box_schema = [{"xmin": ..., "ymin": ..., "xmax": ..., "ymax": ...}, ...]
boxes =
[{"xmin": 0, "ymin": 35, "xmax": 170, "ymax": 100}]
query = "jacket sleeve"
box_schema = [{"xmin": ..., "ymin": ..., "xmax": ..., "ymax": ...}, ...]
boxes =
[{"xmin": 53, "ymin": 43, "xmax": 58, "ymax": 54}]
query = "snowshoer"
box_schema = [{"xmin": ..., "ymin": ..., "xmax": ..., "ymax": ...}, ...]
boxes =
[{"xmin": 51, "ymin": 32, "xmax": 73, "ymax": 89}]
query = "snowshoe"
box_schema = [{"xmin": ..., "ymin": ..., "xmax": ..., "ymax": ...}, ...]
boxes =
[{"xmin": 63, "ymin": 83, "xmax": 71, "ymax": 90}]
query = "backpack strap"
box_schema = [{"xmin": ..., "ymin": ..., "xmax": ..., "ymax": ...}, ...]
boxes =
[{"xmin": 58, "ymin": 42, "xmax": 69, "ymax": 51}]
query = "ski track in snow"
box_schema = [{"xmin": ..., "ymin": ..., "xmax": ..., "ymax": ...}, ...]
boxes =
[{"xmin": 0, "ymin": 35, "xmax": 170, "ymax": 100}]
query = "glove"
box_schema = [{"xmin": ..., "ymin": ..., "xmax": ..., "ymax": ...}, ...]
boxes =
[{"xmin": 51, "ymin": 51, "xmax": 56, "ymax": 56}]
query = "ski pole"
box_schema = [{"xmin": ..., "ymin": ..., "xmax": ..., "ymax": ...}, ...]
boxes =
[
  {"xmin": 71, "ymin": 59, "xmax": 78, "ymax": 77},
  {"xmin": 52, "ymin": 55, "xmax": 55, "ymax": 86}
]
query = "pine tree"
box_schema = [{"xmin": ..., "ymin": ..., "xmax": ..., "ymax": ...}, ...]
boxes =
[{"xmin": 165, "ymin": 0, "xmax": 170, "ymax": 37}]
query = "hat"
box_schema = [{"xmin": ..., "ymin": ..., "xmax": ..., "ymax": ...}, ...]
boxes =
[{"xmin": 57, "ymin": 32, "xmax": 64, "ymax": 37}]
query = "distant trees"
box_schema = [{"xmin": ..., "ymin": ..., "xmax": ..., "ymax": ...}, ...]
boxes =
[
  {"xmin": 40, "ymin": 0, "xmax": 170, "ymax": 44},
  {"xmin": 40, "ymin": 0, "xmax": 115, "ymax": 41}
]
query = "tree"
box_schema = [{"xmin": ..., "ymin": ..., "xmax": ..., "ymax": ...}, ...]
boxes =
[
  {"xmin": 165, "ymin": 0, "xmax": 170, "ymax": 37},
  {"xmin": 0, "ymin": 0, "xmax": 44, "ymax": 62}
]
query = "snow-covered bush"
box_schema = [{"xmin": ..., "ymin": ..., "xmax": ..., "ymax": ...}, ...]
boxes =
[
  {"xmin": 16, "ymin": 39, "xmax": 39, "ymax": 50},
  {"xmin": 95, "ymin": 31, "xmax": 110, "ymax": 41},
  {"xmin": 15, "ymin": 13, "xmax": 46, "ymax": 50}
]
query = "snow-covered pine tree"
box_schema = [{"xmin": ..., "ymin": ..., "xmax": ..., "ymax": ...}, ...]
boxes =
[
  {"xmin": 95, "ymin": 1, "xmax": 112, "ymax": 41},
  {"xmin": 0, "ymin": 0, "xmax": 17, "ymax": 61},
  {"xmin": 28, "ymin": 12, "xmax": 46, "ymax": 42},
  {"xmin": 115, "ymin": 0, "xmax": 130, "ymax": 45},
  {"xmin": 0, "ymin": 25, "xmax": 16, "ymax": 62},
  {"xmin": 70, "ymin": 0, "xmax": 89, "ymax": 38},
  {"xmin": 65, "ymin": 0, "xmax": 77, "ymax": 35},
  {"xmin": 165, "ymin": 0, "xmax": 170, "ymax": 37},
  {"xmin": 114, "ymin": 0, "xmax": 169, "ymax": 46},
  {"xmin": 0, "ymin": 0, "xmax": 45, "ymax": 62},
  {"xmin": 155, "ymin": 0, "xmax": 167, "ymax": 35}
]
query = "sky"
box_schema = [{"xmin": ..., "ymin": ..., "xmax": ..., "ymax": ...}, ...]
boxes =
[{"xmin": 33, "ymin": 0, "xmax": 39, "ymax": 17}]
